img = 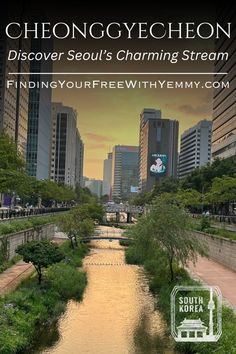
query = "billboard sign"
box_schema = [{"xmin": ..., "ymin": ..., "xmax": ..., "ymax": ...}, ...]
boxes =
[
  {"xmin": 130, "ymin": 186, "xmax": 139, "ymax": 193},
  {"xmin": 150, "ymin": 153, "xmax": 168, "ymax": 176}
]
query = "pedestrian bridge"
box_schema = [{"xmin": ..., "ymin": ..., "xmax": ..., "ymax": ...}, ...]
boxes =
[{"xmin": 81, "ymin": 229, "xmax": 131, "ymax": 242}]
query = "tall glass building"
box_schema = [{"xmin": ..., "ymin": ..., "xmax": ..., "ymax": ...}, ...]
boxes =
[
  {"xmin": 111, "ymin": 145, "xmax": 139, "ymax": 201},
  {"xmin": 0, "ymin": 7, "xmax": 30, "ymax": 157},
  {"xmin": 50, "ymin": 103, "xmax": 78, "ymax": 187},
  {"xmin": 26, "ymin": 36, "xmax": 53, "ymax": 179}
]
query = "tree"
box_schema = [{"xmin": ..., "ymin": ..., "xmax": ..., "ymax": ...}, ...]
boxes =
[
  {"xmin": 152, "ymin": 177, "xmax": 179, "ymax": 196},
  {"xmin": 130, "ymin": 192, "xmax": 152, "ymax": 206},
  {"xmin": 58, "ymin": 210, "xmax": 94, "ymax": 248},
  {"xmin": 181, "ymin": 156, "xmax": 236, "ymax": 193},
  {"xmin": 206, "ymin": 176, "xmax": 236, "ymax": 214},
  {"xmin": 75, "ymin": 184, "xmax": 96, "ymax": 204},
  {"xmin": 126, "ymin": 199, "xmax": 206, "ymax": 281},
  {"xmin": 16, "ymin": 240, "xmax": 63, "ymax": 284},
  {"xmin": 0, "ymin": 131, "xmax": 25, "ymax": 171}
]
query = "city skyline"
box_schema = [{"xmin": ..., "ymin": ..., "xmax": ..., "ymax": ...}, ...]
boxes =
[{"xmin": 52, "ymin": 90, "xmax": 213, "ymax": 179}]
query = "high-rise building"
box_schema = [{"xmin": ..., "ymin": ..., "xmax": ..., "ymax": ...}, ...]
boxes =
[
  {"xmin": 102, "ymin": 152, "xmax": 112, "ymax": 197},
  {"xmin": 84, "ymin": 178, "xmax": 102, "ymax": 198},
  {"xmin": 211, "ymin": 5, "xmax": 236, "ymax": 160},
  {"xmin": 111, "ymin": 145, "xmax": 139, "ymax": 201},
  {"xmin": 178, "ymin": 120, "xmax": 212, "ymax": 179},
  {"xmin": 139, "ymin": 108, "xmax": 179, "ymax": 192},
  {"xmin": 50, "ymin": 103, "xmax": 77, "ymax": 187},
  {"xmin": 26, "ymin": 37, "xmax": 53, "ymax": 179},
  {"xmin": 0, "ymin": 25, "xmax": 30, "ymax": 156},
  {"xmin": 75, "ymin": 129, "xmax": 84, "ymax": 187}
]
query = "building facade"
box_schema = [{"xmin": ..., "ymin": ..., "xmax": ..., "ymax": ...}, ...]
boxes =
[
  {"xmin": 75, "ymin": 129, "xmax": 84, "ymax": 187},
  {"xmin": 102, "ymin": 152, "xmax": 112, "ymax": 197},
  {"xmin": 178, "ymin": 120, "xmax": 212, "ymax": 179},
  {"xmin": 211, "ymin": 5, "xmax": 236, "ymax": 160},
  {"xmin": 111, "ymin": 145, "xmax": 139, "ymax": 201},
  {"xmin": 0, "ymin": 35, "xmax": 30, "ymax": 156},
  {"xmin": 139, "ymin": 108, "xmax": 179, "ymax": 192},
  {"xmin": 26, "ymin": 37, "xmax": 53, "ymax": 179},
  {"xmin": 50, "ymin": 103, "xmax": 77, "ymax": 187}
]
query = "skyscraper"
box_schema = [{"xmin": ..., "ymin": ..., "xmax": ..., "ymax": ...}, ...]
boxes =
[
  {"xmin": 0, "ymin": 24, "xmax": 30, "ymax": 156},
  {"xmin": 178, "ymin": 120, "xmax": 212, "ymax": 179},
  {"xmin": 102, "ymin": 152, "xmax": 112, "ymax": 197},
  {"xmin": 111, "ymin": 145, "xmax": 139, "ymax": 201},
  {"xmin": 75, "ymin": 129, "xmax": 84, "ymax": 187},
  {"xmin": 50, "ymin": 103, "xmax": 77, "ymax": 187},
  {"xmin": 139, "ymin": 108, "xmax": 179, "ymax": 192},
  {"xmin": 211, "ymin": 5, "xmax": 236, "ymax": 160},
  {"xmin": 26, "ymin": 37, "xmax": 53, "ymax": 179}
]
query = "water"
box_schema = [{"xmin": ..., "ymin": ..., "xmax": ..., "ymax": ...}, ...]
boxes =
[{"xmin": 31, "ymin": 226, "xmax": 174, "ymax": 354}]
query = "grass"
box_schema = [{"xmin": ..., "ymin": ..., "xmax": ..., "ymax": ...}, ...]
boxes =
[
  {"xmin": 192, "ymin": 218, "xmax": 236, "ymax": 241},
  {"xmin": 0, "ymin": 241, "xmax": 88, "ymax": 354}
]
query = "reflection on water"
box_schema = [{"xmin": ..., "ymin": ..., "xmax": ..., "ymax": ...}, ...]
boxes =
[{"xmin": 31, "ymin": 226, "xmax": 173, "ymax": 354}]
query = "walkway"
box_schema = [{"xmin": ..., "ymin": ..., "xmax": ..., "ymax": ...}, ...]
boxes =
[
  {"xmin": 0, "ymin": 260, "xmax": 34, "ymax": 295},
  {"xmin": 188, "ymin": 256, "xmax": 236, "ymax": 310},
  {"xmin": 0, "ymin": 236, "xmax": 64, "ymax": 296}
]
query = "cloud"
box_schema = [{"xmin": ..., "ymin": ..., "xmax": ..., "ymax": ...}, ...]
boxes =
[
  {"xmin": 166, "ymin": 102, "xmax": 212, "ymax": 117},
  {"xmin": 87, "ymin": 143, "xmax": 110, "ymax": 150},
  {"xmin": 84, "ymin": 132, "xmax": 114, "ymax": 142}
]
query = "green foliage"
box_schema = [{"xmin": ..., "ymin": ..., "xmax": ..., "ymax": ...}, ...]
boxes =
[
  {"xmin": 0, "ymin": 131, "xmax": 25, "ymax": 171},
  {"xmin": 58, "ymin": 202, "xmax": 104, "ymax": 248},
  {"xmin": 46, "ymin": 263, "xmax": 87, "ymax": 301},
  {"xmin": 16, "ymin": 240, "xmax": 63, "ymax": 284},
  {"xmin": 126, "ymin": 229, "xmax": 236, "ymax": 354},
  {"xmin": 0, "ymin": 216, "xmax": 55, "ymax": 239},
  {"xmin": 119, "ymin": 239, "xmax": 131, "ymax": 246},
  {"xmin": 181, "ymin": 156, "xmax": 236, "ymax": 193},
  {"xmin": 206, "ymin": 175, "xmax": 236, "ymax": 204},
  {"xmin": 199, "ymin": 216, "xmax": 211, "ymax": 231},
  {"xmin": 0, "ymin": 241, "xmax": 88, "ymax": 354},
  {"xmin": 75, "ymin": 184, "xmax": 96, "ymax": 204},
  {"xmin": 152, "ymin": 176, "xmax": 180, "ymax": 196},
  {"xmin": 126, "ymin": 199, "xmax": 206, "ymax": 281},
  {"xmin": 59, "ymin": 241, "xmax": 88, "ymax": 267},
  {"xmin": 130, "ymin": 192, "xmax": 152, "ymax": 206}
]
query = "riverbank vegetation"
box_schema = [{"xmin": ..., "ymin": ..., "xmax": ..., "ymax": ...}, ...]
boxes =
[
  {"xmin": 0, "ymin": 240, "xmax": 88, "ymax": 354},
  {"xmin": 125, "ymin": 199, "xmax": 236, "ymax": 354},
  {"xmin": 58, "ymin": 202, "xmax": 104, "ymax": 247}
]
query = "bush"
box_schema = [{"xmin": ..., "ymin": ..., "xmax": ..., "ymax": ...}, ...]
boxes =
[
  {"xmin": 0, "ymin": 240, "xmax": 88, "ymax": 354},
  {"xmin": 200, "ymin": 216, "xmax": 211, "ymax": 231},
  {"xmin": 46, "ymin": 263, "xmax": 87, "ymax": 301},
  {"xmin": 0, "ymin": 216, "xmax": 55, "ymax": 237}
]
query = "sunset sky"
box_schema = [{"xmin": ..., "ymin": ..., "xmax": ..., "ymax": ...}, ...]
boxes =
[
  {"xmin": 52, "ymin": 27, "xmax": 215, "ymax": 178},
  {"xmin": 21, "ymin": 1, "xmax": 218, "ymax": 179}
]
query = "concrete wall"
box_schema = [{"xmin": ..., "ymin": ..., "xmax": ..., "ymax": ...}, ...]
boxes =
[
  {"xmin": 193, "ymin": 231, "xmax": 236, "ymax": 272},
  {"xmin": 0, "ymin": 224, "xmax": 55, "ymax": 260}
]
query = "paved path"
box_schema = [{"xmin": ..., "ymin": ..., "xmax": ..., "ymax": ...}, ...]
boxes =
[
  {"xmin": 0, "ymin": 260, "xmax": 34, "ymax": 295},
  {"xmin": 188, "ymin": 256, "xmax": 236, "ymax": 310},
  {"xmin": 0, "ymin": 237, "xmax": 65, "ymax": 296}
]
